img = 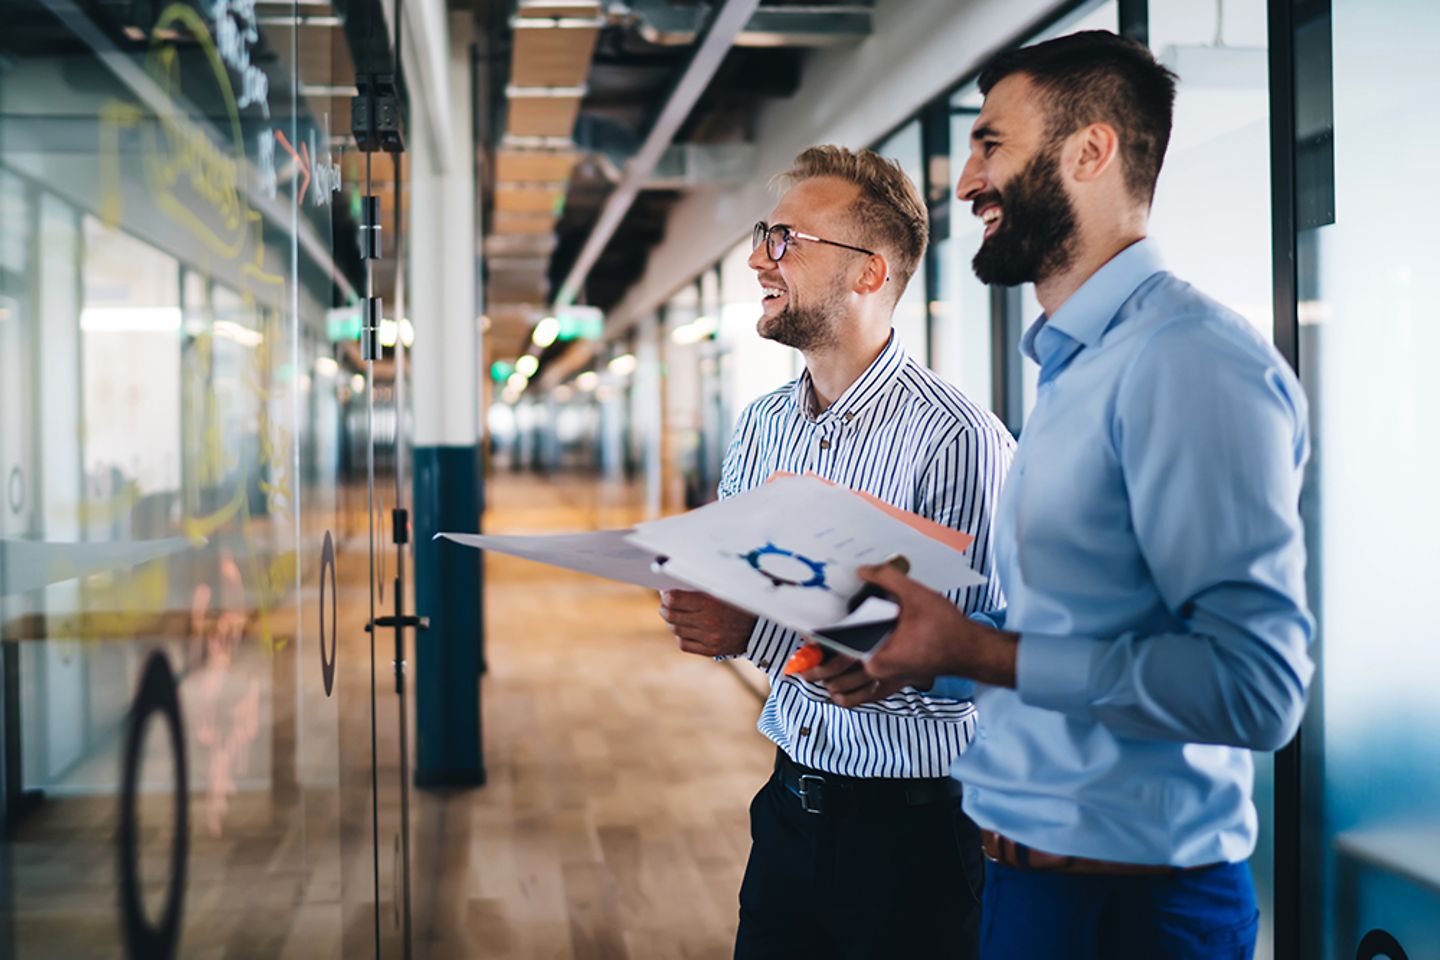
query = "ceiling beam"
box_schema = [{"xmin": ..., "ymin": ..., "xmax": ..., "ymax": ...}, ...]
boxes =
[{"xmin": 550, "ymin": 0, "xmax": 762, "ymax": 310}]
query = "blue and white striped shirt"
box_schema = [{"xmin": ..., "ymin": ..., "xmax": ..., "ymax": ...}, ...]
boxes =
[{"xmin": 718, "ymin": 333, "xmax": 1014, "ymax": 778}]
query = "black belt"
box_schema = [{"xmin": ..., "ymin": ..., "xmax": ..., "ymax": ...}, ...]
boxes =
[{"xmin": 773, "ymin": 749, "xmax": 961, "ymax": 816}]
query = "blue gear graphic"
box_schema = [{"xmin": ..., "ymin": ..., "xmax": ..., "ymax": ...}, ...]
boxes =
[{"xmin": 741, "ymin": 542, "xmax": 828, "ymax": 589}]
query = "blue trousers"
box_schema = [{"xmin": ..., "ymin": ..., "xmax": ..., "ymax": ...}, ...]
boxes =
[{"xmin": 981, "ymin": 859, "xmax": 1259, "ymax": 960}]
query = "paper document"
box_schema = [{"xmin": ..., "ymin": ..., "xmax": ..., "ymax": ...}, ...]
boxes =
[
  {"xmin": 627, "ymin": 475, "xmax": 982, "ymax": 637},
  {"xmin": 434, "ymin": 530, "xmax": 687, "ymax": 590}
]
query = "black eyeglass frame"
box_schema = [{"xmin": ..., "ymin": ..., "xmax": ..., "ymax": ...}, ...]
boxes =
[{"xmin": 752, "ymin": 221, "xmax": 876, "ymax": 262}]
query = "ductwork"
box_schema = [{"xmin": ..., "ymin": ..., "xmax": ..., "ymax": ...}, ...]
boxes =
[
  {"xmin": 613, "ymin": 1, "xmax": 873, "ymax": 48},
  {"xmin": 575, "ymin": 115, "xmax": 756, "ymax": 187}
]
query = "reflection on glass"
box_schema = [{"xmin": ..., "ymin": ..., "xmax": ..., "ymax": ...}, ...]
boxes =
[
  {"xmin": 1301, "ymin": 2, "xmax": 1440, "ymax": 958},
  {"xmin": 0, "ymin": 0, "xmax": 371, "ymax": 954}
]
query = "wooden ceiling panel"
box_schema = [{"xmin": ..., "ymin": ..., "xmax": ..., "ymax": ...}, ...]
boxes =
[
  {"xmin": 493, "ymin": 188, "xmax": 564, "ymax": 215},
  {"xmin": 488, "ymin": 274, "xmax": 550, "ymax": 303},
  {"xmin": 510, "ymin": 27, "xmax": 599, "ymax": 88},
  {"xmin": 506, "ymin": 97, "xmax": 582, "ymax": 138},
  {"xmin": 495, "ymin": 149, "xmax": 577, "ymax": 184},
  {"xmin": 516, "ymin": 1, "xmax": 602, "ymax": 18},
  {"xmin": 493, "ymin": 212, "xmax": 557, "ymax": 235}
]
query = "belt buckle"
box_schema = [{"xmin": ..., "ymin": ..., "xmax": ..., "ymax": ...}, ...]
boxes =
[{"xmin": 797, "ymin": 774, "xmax": 826, "ymax": 814}]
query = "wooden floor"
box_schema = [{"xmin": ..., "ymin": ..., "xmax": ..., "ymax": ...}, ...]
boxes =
[
  {"xmin": 404, "ymin": 474, "xmax": 774, "ymax": 959},
  {"xmin": 3, "ymin": 473, "xmax": 773, "ymax": 959}
]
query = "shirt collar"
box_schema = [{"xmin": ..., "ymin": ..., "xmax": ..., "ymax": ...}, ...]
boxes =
[
  {"xmin": 793, "ymin": 330, "xmax": 907, "ymax": 424},
  {"xmin": 1021, "ymin": 238, "xmax": 1165, "ymax": 364}
]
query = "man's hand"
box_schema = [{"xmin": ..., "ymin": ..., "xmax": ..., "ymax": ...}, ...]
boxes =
[
  {"xmin": 855, "ymin": 563, "xmax": 1020, "ymax": 689},
  {"xmin": 796, "ymin": 652, "xmax": 915, "ymax": 708},
  {"xmin": 658, "ymin": 590, "xmax": 757, "ymax": 658}
]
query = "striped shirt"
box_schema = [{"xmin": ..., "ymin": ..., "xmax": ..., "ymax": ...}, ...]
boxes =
[{"xmin": 718, "ymin": 333, "xmax": 1014, "ymax": 779}]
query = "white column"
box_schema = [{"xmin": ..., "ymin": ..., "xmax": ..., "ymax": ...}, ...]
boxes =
[{"xmin": 409, "ymin": 9, "xmax": 475, "ymax": 450}]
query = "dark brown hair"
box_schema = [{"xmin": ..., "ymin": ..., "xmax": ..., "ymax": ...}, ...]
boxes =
[{"xmin": 979, "ymin": 30, "xmax": 1177, "ymax": 205}]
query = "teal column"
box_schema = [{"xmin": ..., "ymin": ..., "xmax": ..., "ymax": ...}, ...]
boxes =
[
  {"xmin": 408, "ymin": 11, "xmax": 484, "ymax": 787},
  {"xmin": 411, "ymin": 446, "xmax": 483, "ymax": 786}
]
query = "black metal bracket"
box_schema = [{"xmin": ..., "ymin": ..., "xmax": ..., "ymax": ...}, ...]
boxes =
[
  {"xmin": 351, "ymin": 72, "xmax": 405, "ymax": 153},
  {"xmin": 365, "ymin": 614, "xmax": 429, "ymax": 633},
  {"xmin": 360, "ymin": 295, "xmax": 382, "ymax": 361},
  {"xmin": 360, "ymin": 195, "xmax": 382, "ymax": 260}
]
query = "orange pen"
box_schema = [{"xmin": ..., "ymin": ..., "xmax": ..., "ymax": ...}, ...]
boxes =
[
  {"xmin": 783, "ymin": 643, "xmax": 826, "ymax": 675},
  {"xmin": 783, "ymin": 554, "xmax": 909, "ymax": 675}
]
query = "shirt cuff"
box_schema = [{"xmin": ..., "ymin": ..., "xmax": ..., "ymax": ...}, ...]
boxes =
[
  {"xmin": 1016, "ymin": 632, "xmax": 1103, "ymax": 715},
  {"xmin": 923, "ymin": 674, "xmax": 976, "ymax": 701}
]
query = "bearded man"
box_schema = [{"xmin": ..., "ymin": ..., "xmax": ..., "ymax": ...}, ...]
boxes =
[
  {"xmin": 828, "ymin": 32, "xmax": 1314, "ymax": 959},
  {"xmin": 656, "ymin": 145, "xmax": 1014, "ymax": 959}
]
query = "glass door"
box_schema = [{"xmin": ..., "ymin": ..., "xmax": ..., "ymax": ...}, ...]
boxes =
[
  {"xmin": 0, "ymin": 0, "xmax": 393, "ymax": 954},
  {"xmin": 1291, "ymin": 1, "xmax": 1440, "ymax": 957}
]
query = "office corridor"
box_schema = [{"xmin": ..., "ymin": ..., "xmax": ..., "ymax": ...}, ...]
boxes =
[{"xmin": 404, "ymin": 474, "xmax": 772, "ymax": 959}]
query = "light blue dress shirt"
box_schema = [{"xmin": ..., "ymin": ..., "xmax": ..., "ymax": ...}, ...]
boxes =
[{"xmin": 934, "ymin": 238, "xmax": 1315, "ymax": 867}]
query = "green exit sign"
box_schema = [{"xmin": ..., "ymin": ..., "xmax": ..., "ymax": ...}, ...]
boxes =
[{"xmin": 557, "ymin": 306, "xmax": 603, "ymax": 341}]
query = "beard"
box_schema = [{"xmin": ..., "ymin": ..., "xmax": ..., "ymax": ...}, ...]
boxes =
[
  {"xmin": 757, "ymin": 280, "xmax": 848, "ymax": 351},
  {"xmin": 971, "ymin": 143, "xmax": 1079, "ymax": 287}
]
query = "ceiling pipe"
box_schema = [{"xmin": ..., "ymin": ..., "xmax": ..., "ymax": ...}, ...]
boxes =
[
  {"xmin": 551, "ymin": 0, "xmax": 763, "ymax": 310},
  {"xmin": 620, "ymin": 1, "xmax": 874, "ymax": 48}
]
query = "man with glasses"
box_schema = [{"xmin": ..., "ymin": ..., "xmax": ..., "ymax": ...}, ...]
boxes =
[
  {"xmin": 657, "ymin": 145, "xmax": 1013, "ymax": 958},
  {"xmin": 832, "ymin": 32, "xmax": 1314, "ymax": 958}
]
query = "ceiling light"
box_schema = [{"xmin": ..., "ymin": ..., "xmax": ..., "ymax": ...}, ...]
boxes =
[
  {"xmin": 670, "ymin": 323, "xmax": 703, "ymax": 345},
  {"xmin": 532, "ymin": 315, "xmax": 560, "ymax": 348},
  {"xmin": 507, "ymin": 372, "xmax": 529, "ymax": 391},
  {"xmin": 576, "ymin": 371, "xmax": 599, "ymax": 391},
  {"xmin": 515, "ymin": 355, "xmax": 540, "ymax": 378},
  {"xmin": 315, "ymin": 356, "xmax": 340, "ymax": 377},
  {"xmin": 351, "ymin": 373, "xmax": 366, "ymax": 394},
  {"xmin": 608, "ymin": 353, "xmax": 637, "ymax": 377}
]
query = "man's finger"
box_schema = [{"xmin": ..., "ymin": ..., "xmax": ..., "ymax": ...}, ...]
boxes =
[
  {"xmin": 661, "ymin": 589, "xmax": 710, "ymax": 613},
  {"xmin": 797, "ymin": 652, "xmax": 858, "ymax": 682},
  {"xmin": 830, "ymin": 680, "xmax": 883, "ymax": 708},
  {"xmin": 855, "ymin": 563, "xmax": 915, "ymax": 597},
  {"xmin": 823, "ymin": 666, "xmax": 878, "ymax": 697}
]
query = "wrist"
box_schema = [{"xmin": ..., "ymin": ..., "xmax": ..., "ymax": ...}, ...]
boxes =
[{"xmin": 968, "ymin": 627, "xmax": 1019, "ymax": 688}]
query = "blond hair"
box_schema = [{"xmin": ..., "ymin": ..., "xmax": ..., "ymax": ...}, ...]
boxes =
[{"xmin": 777, "ymin": 145, "xmax": 929, "ymax": 299}]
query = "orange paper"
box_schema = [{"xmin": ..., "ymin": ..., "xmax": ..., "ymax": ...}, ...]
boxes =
[{"xmin": 767, "ymin": 472, "xmax": 976, "ymax": 554}]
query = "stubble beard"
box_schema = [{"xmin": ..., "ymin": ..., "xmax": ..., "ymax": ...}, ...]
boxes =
[{"xmin": 757, "ymin": 282, "xmax": 849, "ymax": 352}]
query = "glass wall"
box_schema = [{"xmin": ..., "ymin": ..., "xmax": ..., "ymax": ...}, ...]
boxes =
[
  {"xmin": 934, "ymin": 79, "xmax": 994, "ymax": 408},
  {"xmin": 1298, "ymin": 2, "xmax": 1440, "ymax": 957},
  {"xmin": 1149, "ymin": 0, "xmax": 1273, "ymax": 338},
  {"xmin": 875, "ymin": 121, "xmax": 929, "ymax": 365},
  {"xmin": 0, "ymin": 0, "xmax": 398, "ymax": 954}
]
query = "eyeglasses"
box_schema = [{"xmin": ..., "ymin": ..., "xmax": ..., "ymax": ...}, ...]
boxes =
[{"xmin": 752, "ymin": 221, "xmax": 876, "ymax": 262}]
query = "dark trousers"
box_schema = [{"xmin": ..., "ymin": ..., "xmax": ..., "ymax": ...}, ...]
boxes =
[
  {"xmin": 980, "ymin": 859, "xmax": 1259, "ymax": 959},
  {"xmin": 734, "ymin": 771, "xmax": 984, "ymax": 959}
]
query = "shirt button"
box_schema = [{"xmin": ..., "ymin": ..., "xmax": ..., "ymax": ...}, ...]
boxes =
[
  {"xmin": 843, "ymin": 411, "xmax": 855, "ymax": 421},
  {"xmin": 818, "ymin": 439, "xmax": 831, "ymax": 450},
  {"xmin": 758, "ymin": 660, "xmax": 770, "ymax": 669},
  {"xmin": 799, "ymin": 726, "xmax": 811, "ymax": 737}
]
